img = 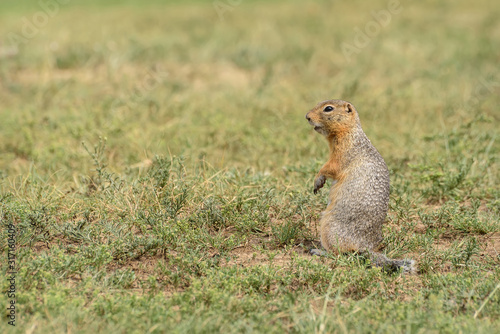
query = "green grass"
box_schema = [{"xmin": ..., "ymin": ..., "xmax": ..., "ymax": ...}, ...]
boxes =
[{"xmin": 1, "ymin": 0, "xmax": 499, "ymax": 332}]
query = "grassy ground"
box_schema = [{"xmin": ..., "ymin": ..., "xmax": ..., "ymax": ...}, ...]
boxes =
[{"xmin": 0, "ymin": 0, "xmax": 499, "ymax": 332}]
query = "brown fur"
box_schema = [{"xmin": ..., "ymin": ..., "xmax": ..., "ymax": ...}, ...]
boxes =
[{"xmin": 306, "ymin": 99, "xmax": 415, "ymax": 274}]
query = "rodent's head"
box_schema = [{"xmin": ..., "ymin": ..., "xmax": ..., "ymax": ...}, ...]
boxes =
[{"xmin": 305, "ymin": 99, "xmax": 359, "ymax": 137}]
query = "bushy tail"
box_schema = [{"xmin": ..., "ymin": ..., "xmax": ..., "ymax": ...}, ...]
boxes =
[
  {"xmin": 310, "ymin": 248, "xmax": 416, "ymax": 274},
  {"xmin": 366, "ymin": 251, "xmax": 416, "ymax": 274}
]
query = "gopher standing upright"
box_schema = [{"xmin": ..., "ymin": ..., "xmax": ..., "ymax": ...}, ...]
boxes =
[{"xmin": 306, "ymin": 99, "xmax": 415, "ymax": 274}]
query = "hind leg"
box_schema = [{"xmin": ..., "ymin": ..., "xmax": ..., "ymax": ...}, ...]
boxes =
[{"xmin": 310, "ymin": 248, "xmax": 327, "ymax": 256}]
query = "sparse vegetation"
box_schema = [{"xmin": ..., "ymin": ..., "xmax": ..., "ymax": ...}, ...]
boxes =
[{"xmin": 0, "ymin": 0, "xmax": 499, "ymax": 333}]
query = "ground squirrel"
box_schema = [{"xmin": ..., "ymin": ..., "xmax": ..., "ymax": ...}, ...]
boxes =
[{"xmin": 306, "ymin": 99, "xmax": 415, "ymax": 274}]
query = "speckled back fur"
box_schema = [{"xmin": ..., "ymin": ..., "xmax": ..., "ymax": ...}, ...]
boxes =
[{"xmin": 321, "ymin": 127, "xmax": 389, "ymax": 252}]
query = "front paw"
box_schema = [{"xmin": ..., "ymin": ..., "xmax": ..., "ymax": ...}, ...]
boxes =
[{"xmin": 313, "ymin": 175, "xmax": 326, "ymax": 194}]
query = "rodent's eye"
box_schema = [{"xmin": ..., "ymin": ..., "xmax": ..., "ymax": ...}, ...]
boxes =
[{"xmin": 323, "ymin": 106, "xmax": 334, "ymax": 112}]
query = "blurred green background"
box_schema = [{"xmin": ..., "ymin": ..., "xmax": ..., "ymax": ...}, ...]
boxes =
[{"xmin": 0, "ymin": 0, "xmax": 498, "ymax": 332}]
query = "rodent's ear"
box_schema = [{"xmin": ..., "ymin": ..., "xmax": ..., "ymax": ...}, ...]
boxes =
[{"xmin": 345, "ymin": 103, "xmax": 353, "ymax": 113}]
